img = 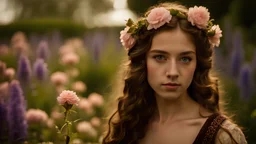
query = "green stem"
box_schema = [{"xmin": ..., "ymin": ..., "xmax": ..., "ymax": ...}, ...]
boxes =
[{"xmin": 64, "ymin": 110, "xmax": 70, "ymax": 144}]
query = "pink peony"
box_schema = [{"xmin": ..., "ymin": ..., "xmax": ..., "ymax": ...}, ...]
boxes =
[
  {"xmin": 88, "ymin": 92, "xmax": 104, "ymax": 107},
  {"xmin": 57, "ymin": 90, "xmax": 80, "ymax": 105},
  {"xmin": 76, "ymin": 121, "xmax": 97, "ymax": 137},
  {"xmin": 120, "ymin": 27, "xmax": 136, "ymax": 50},
  {"xmin": 187, "ymin": 6, "xmax": 210, "ymax": 29},
  {"xmin": 208, "ymin": 25, "xmax": 222, "ymax": 48},
  {"xmin": 146, "ymin": 7, "xmax": 172, "ymax": 30},
  {"xmin": 4, "ymin": 68, "xmax": 15, "ymax": 80},
  {"xmin": 72, "ymin": 81, "xmax": 87, "ymax": 93},
  {"xmin": 26, "ymin": 109, "xmax": 48, "ymax": 124},
  {"xmin": 90, "ymin": 117, "xmax": 101, "ymax": 127},
  {"xmin": 50, "ymin": 72, "xmax": 68, "ymax": 86}
]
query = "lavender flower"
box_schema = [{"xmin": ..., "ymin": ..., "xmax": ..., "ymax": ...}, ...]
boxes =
[
  {"xmin": 36, "ymin": 40, "xmax": 50, "ymax": 61},
  {"xmin": 7, "ymin": 80, "xmax": 27, "ymax": 143},
  {"xmin": 17, "ymin": 55, "xmax": 32, "ymax": 84},
  {"xmin": 229, "ymin": 30, "xmax": 244, "ymax": 77},
  {"xmin": 33, "ymin": 59, "xmax": 48, "ymax": 81},
  {"xmin": 238, "ymin": 64, "xmax": 254, "ymax": 100},
  {"xmin": 0, "ymin": 100, "xmax": 8, "ymax": 141},
  {"xmin": 230, "ymin": 49, "xmax": 243, "ymax": 78},
  {"xmin": 229, "ymin": 30, "xmax": 244, "ymax": 78}
]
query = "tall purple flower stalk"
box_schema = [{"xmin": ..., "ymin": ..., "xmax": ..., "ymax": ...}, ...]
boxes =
[
  {"xmin": 7, "ymin": 80, "xmax": 27, "ymax": 143},
  {"xmin": 229, "ymin": 30, "xmax": 244, "ymax": 78},
  {"xmin": 37, "ymin": 40, "xmax": 50, "ymax": 61},
  {"xmin": 0, "ymin": 100, "xmax": 8, "ymax": 142},
  {"xmin": 17, "ymin": 55, "xmax": 31, "ymax": 84},
  {"xmin": 33, "ymin": 58, "xmax": 48, "ymax": 81},
  {"xmin": 230, "ymin": 50, "xmax": 243, "ymax": 78},
  {"xmin": 238, "ymin": 64, "xmax": 254, "ymax": 100}
]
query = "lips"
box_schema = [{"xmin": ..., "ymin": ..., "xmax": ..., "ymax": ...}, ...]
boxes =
[
  {"xmin": 162, "ymin": 83, "xmax": 181, "ymax": 90},
  {"xmin": 162, "ymin": 83, "xmax": 181, "ymax": 86}
]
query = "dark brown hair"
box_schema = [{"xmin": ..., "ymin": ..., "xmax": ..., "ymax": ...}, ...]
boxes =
[{"xmin": 103, "ymin": 2, "xmax": 234, "ymax": 144}]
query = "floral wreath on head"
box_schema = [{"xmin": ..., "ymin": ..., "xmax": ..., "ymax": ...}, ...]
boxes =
[{"xmin": 120, "ymin": 6, "xmax": 222, "ymax": 51}]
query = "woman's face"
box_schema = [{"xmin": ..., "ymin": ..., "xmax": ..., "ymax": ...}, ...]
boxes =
[{"xmin": 146, "ymin": 27, "xmax": 197, "ymax": 100}]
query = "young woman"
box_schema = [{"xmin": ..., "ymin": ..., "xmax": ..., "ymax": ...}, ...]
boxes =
[{"xmin": 103, "ymin": 2, "xmax": 247, "ymax": 144}]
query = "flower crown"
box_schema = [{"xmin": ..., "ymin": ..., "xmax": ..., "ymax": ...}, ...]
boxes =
[{"xmin": 120, "ymin": 6, "xmax": 222, "ymax": 51}]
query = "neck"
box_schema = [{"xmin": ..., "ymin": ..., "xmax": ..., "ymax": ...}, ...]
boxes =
[{"xmin": 153, "ymin": 92, "xmax": 202, "ymax": 124}]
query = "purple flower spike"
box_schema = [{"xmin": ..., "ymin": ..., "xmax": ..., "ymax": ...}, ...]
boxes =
[
  {"xmin": 33, "ymin": 59, "xmax": 48, "ymax": 81},
  {"xmin": 37, "ymin": 40, "xmax": 50, "ymax": 61},
  {"xmin": 17, "ymin": 55, "xmax": 32, "ymax": 84},
  {"xmin": 0, "ymin": 100, "xmax": 8, "ymax": 141},
  {"xmin": 7, "ymin": 80, "xmax": 27, "ymax": 143},
  {"xmin": 238, "ymin": 64, "xmax": 254, "ymax": 100}
]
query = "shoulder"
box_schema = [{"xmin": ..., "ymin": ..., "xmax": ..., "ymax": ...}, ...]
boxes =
[{"xmin": 215, "ymin": 119, "xmax": 247, "ymax": 144}]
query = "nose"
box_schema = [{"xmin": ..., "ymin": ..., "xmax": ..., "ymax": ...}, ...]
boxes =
[{"xmin": 166, "ymin": 59, "xmax": 179, "ymax": 79}]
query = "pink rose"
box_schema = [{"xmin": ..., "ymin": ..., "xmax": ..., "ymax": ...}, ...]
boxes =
[
  {"xmin": 188, "ymin": 6, "xmax": 210, "ymax": 29},
  {"xmin": 120, "ymin": 27, "xmax": 136, "ymax": 50},
  {"xmin": 57, "ymin": 90, "xmax": 80, "ymax": 105},
  {"xmin": 208, "ymin": 25, "xmax": 222, "ymax": 47},
  {"xmin": 146, "ymin": 7, "xmax": 172, "ymax": 30}
]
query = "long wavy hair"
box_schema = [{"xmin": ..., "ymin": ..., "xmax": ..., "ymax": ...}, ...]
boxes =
[{"xmin": 103, "ymin": 2, "xmax": 228, "ymax": 144}]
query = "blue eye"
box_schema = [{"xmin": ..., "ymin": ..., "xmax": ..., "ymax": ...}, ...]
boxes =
[
  {"xmin": 153, "ymin": 55, "xmax": 167, "ymax": 61},
  {"xmin": 180, "ymin": 57, "xmax": 192, "ymax": 63}
]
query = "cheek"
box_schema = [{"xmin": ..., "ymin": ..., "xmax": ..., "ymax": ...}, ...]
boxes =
[
  {"xmin": 183, "ymin": 64, "xmax": 196, "ymax": 81},
  {"xmin": 146, "ymin": 60, "xmax": 159, "ymax": 84}
]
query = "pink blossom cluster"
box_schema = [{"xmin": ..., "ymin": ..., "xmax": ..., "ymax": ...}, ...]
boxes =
[
  {"xmin": 57, "ymin": 90, "xmax": 80, "ymax": 105},
  {"xmin": 26, "ymin": 109, "xmax": 48, "ymax": 124}
]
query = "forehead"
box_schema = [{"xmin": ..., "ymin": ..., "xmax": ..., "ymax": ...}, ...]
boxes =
[{"xmin": 150, "ymin": 28, "xmax": 196, "ymax": 54}]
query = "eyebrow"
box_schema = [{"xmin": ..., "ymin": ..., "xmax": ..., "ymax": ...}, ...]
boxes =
[{"xmin": 149, "ymin": 50, "xmax": 195, "ymax": 55}]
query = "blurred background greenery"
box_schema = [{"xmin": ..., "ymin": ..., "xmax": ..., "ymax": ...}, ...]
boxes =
[{"xmin": 0, "ymin": 0, "xmax": 256, "ymax": 143}]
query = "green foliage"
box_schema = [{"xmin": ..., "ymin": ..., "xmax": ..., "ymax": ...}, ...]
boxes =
[{"xmin": 0, "ymin": 18, "xmax": 86, "ymax": 40}]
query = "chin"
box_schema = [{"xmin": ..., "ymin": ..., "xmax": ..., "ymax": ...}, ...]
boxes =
[{"xmin": 155, "ymin": 92, "xmax": 181, "ymax": 100}]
